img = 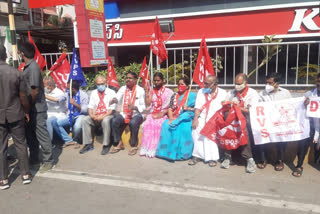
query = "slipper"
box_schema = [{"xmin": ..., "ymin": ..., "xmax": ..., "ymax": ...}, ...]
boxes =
[
  {"xmin": 257, "ymin": 161, "xmax": 267, "ymax": 169},
  {"xmin": 128, "ymin": 147, "xmax": 138, "ymax": 156},
  {"xmin": 110, "ymin": 146, "xmax": 125, "ymax": 154},
  {"xmin": 274, "ymin": 160, "xmax": 284, "ymax": 171},
  {"xmin": 188, "ymin": 157, "xmax": 201, "ymax": 166},
  {"xmin": 292, "ymin": 167, "xmax": 303, "ymax": 177},
  {"xmin": 208, "ymin": 161, "xmax": 217, "ymax": 167},
  {"xmin": 73, "ymin": 143, "xmax": 80, "ymax": 149},
  {"xmin": 62, "ymin": 141, "xmax": 75, "ymax": 148}
]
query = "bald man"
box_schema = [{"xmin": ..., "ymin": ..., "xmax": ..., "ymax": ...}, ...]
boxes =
[
  {"xmin": 221, "ymin": 73, "xmax": 259, "ymax": 173},
  {"xmin": 80, "ymin": 75, "xmax": 116, "ymax": 155},
  {"xmin": 189, "ymin": 75, "xmax": 228, "ymax": 167}
]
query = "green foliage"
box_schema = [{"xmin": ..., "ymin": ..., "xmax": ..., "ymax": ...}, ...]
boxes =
[{"xmin": 292, "ymin": 64, "xmax": 319, "ymax": 84}]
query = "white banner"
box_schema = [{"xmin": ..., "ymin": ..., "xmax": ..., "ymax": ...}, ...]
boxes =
[
  {"xmin": 250, "ymin": 97, "xmax": 310, "ymax": 145},
  {"xmin": 306, "ymin": 97, "xmax": 320, "ymax": 118}
]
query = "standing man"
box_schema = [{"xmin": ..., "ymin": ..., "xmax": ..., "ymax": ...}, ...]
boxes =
[
  {"xmin": 19, "ymin": 42, "xmax": 53, "ymax": 172},
  {"xmin": 257, "ymin": 72, "xmax": 292, "ymax": 170},
  {"xmin": 80, "ymin": 75, "xmax": 116, "ymax": 155},
  {"xmin": 43, "ymin": 77, "xmax": 67, "ymax": 142},
  {"xmin": 0, "ymin": 46, "xmax": 32, "ymax": 189},
  {"xmin": 52, "ymin": 80, "xmax": 88, "ymax": 148},
  {"xmin": 221, "ymin": 73, "xmax": 258, "ymax": 173},
  {"xmin": 110, "ymin": 72, "xmax": 145, "ymax": 156},
  {"xmin": 189, "ymin": 75, "xmax": 227, "ymax": 167}
]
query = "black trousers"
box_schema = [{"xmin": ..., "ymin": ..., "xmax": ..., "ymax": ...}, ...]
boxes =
[
  {"xmin": 0, "ymin": 120, "xmax": 30, "ymax": 180},
  {"xmin": 296, "ymin": 138, "xmax": 311, "ymax": 168},
  {"xmin": 111, "ymin": 113, "xmax": 143, "ymax": 147},
  {"xmin": 258, "ymin": 142, "xmax": 287, "ymax": 163},
  {"xmin": 26, "ymin": 111, "xmax": 53, "ymax": 164}
]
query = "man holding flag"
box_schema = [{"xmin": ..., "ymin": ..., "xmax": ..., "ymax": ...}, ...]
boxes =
[
  {"xmin": 19, "ymin": 42, "xmax": 53, "ymax": 172},
  {"xmin": 189, "ymin": 75, "xmax": 227, "ymax": 167},
  {"xmin": 52, "ymin": 49, "xmax": 89, "ymax": 149}
]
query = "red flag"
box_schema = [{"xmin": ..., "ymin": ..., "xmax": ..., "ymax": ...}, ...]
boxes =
[
  {"xmin": 49, "ymin": 53, "xmax": 70, "ymax": 91},
  {"xmin": 150, "ymin": 17, "xmax": 168, "ymax": 64},
  {"xmin": 28, "ymin": 31, "xmax": 47, "ymax": 71},
  {"xmin": 139, "ymin": 56, "xmax": 151, "ymax": 90},
  {"xmin": 107, "ymin": 57, "xmax": 120, "ymax": 89},
  {"xmin": 200, "ymin": 102, "xmax": 248, "ymax": 150},
  {"xmin": 18, "ymin": 63, "xmax": 25, "ymax": 72},
  {"xmin": 192, "ymin": 37, "xmax": 215, "ymax": 88}
]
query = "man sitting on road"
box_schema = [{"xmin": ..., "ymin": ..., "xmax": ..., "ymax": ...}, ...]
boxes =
[{"xmin": 80, "ymin": 75, "xmax": 116, "ymax": 155}]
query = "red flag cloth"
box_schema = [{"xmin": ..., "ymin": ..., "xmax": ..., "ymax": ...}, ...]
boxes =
[
  {"xmin": 107, "ymin": 57, "xmax": 120, "ymax": 89},
  {"xmin": 150, "ymin": 17, "xmax": 168, "ymax": 64},
  {"xmin": 192, "ymin": 37, "xmax": 215, "ymax": 88},
  {"xmin": 18, "ymin": 63, "xmax": 25, "ymax": 72},
  {"xmin": 28, "ymin": 0, "xmax": 74, "ymax": 8},
  {"xmin": 28, "ymin": 31, "xmax": 47, "ymax": 71},
  {"xmin": 49, "ymin": 53, "xmax": 70, "ymax": 91},
  {"xmin": 139, "ymin": 56, "xmax": 151, "ymax": 90},
  {"xmin": 200, "ymin": 102, "xmax": 248, "ymax": 150}
]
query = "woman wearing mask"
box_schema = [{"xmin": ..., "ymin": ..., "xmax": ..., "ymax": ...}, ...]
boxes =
[
  {"xmin": 156, "ymin": 77, "xmax": 197, "ymax": 161},
  {"xmin": 140, "ymin": 73, "xmax": 173, "ymax": 158}
]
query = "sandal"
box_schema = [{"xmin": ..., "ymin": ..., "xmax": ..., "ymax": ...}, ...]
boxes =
[
  {"xmin": 110, "ymin": 145, "xmax": 125, "ymax": 154},
  {"xmin": 275, "ymin": 160, "xmax": 284, "ymax": 171},
  {"xmin": 292, "ymin": 167, "xmax": 303, "ymax": 177},
  {"xmin": 208, "ymin": 161, "xmax": 217, "ymax": 167},
  {"xmin": 188, "ymin": 157, "xmax": 201, "ymax": 166},
  {"xmin": 73, "ymin": 143, "xmax": 80, "ymax": 149},
  {"xmin": 62, "ymin": 141, "xmax": 75, "ymax": 148},
  {"xmin": 257, "ymin": 161, "xmax": 267, "ymax": 169},
  {"xmin": 128, "ymin": 147, "xmax": 138, "ymax": 156}
]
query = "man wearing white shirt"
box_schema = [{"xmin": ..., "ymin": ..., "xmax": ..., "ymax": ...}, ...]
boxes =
[
  {"xmin": 110, "ymin": 72, "xmax": 145, "ymax": 156},
  {"xmin": 43, "ymin": 77, "xmax": 67, "ymax": 141},
  {"xmin": 189, "ymin": 75, "xmax": 227, "ymax": 167},
  {"xmin": 221, "ymin": 73, "xmax": 258, "ymax": 173},
  {"xmin": 80, "ymin": 75, "xmax": 116, "ymax": 155}
]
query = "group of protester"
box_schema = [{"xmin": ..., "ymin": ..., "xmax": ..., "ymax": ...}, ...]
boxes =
[{"xmin": 0, "ymin": 42, "xmax": 319, "ymax": 190}]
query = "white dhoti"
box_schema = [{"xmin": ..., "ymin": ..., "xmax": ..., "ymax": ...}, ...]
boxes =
[{"xmin": 192, "ymin": 117, "xmax": 219, "ymax": 162}]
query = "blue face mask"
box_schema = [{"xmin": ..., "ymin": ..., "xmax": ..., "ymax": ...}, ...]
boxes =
[
  {"xmin": 203, "ymin": 88, "xmax": 212, "ymax": 94},
  {"xmin": 97, "ymin": 85, "xmax": 106, "ymax": 92},
  {"xmin": 65, "ymin": 89, "xmax": 70, "ymax": 94}
]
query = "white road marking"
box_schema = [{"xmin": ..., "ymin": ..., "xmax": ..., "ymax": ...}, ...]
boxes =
[{"xmin": 37, "ymin": 170, "xmax": 320, "ymax": 213}]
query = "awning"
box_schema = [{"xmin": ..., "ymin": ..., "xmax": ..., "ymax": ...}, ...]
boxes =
[{"xmin": 16, "ymin": 27, "xmax": 74, "ymax": 41}]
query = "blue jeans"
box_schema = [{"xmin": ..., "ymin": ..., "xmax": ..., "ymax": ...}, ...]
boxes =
[
  {"xmin": 46, "ymin": 116, "xmax": 57, "ymax": 141},
  {"xmin": 52, "ymin": 115, "xmax": 85, "ymax": 144}
]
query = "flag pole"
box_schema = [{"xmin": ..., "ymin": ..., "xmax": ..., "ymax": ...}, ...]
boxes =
[{"xmin": 69, "ymin": 79, "xmax": 73, "ymax": 98}]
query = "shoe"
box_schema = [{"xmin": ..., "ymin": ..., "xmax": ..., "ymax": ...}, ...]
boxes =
[
  {"xmin": 101, "ymin": 145, "xmax": 111, "ymax": 155},
  {"xmin": 221, "ymin": 159, "xmax": 230, "ymax": 169},
  {"xmin": 246, "ymin": 158, "xmax": 256, "ymax": 173},
  {"xmin": 0, "ymin": 180, "xmax": 10, "ymax": 190},
  {"xmin": 22, "ymin": 174, "xmax": 32, "ymax": 185},
  {"xmin": 79, "ymin": 144, "xmax": 94, "ymax": 154},
  {"xmin": 39, "ymin": 163, "xmax": 54, "ymax": 173}
]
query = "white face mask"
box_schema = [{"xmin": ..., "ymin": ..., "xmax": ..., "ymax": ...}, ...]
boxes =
[
  {"xmin": 235, "ymin": 83, "xmax": 246, "ymax": 92},
  {"xmin": 44, "ymin": 88, "xmax": 51, "ymax": 94},
  {"xmin": 265, "ymin": 84, "xmax": 274, "ymax": 93}
]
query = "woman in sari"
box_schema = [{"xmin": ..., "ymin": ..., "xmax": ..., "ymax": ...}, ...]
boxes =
[
  {"xmin": 140, "ymin": 72, "xmax": 173, "ymax": 158},
  {"xmin": 156, "ymin": 77, "xmax": 196, "ymax": 161}
]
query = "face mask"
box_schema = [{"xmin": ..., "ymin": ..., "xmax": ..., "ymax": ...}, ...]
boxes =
[
  {"xmin": 235, "ymin": 83, "xmax": 246, "ymax": 92},
  {"xmin": 44, "ymin": 88, "xmax": 51, "ymax": 94},
  {"xmin": 265, "ymin": 84, "xmax": 274, "ymax": 93},
  {"xmin": 65, "ymin": 89, "xmax": 70, "ymax": 95},
  {"xmin": 178, "ymin": 85, "xmax": 187, "ymax": 93},
  {"xmin": 97, "ymin": 85, "xmax": 106, "ymax": 92},
  {"xmin": 203, "ymin": 88, "xmax": 212, "ymax": 94}
]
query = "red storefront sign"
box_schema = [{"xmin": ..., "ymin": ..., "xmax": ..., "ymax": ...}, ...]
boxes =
[
  {"xmin": 106, "ymin": 6, "xmax": 320, "ymax": 46},
  {"xmin": 75, "ymin": 0, "xmax": 109, "ymax": 67},
  {"xmin": 28, "ymin": 0, "xmax": 74, "ymax": 8}
]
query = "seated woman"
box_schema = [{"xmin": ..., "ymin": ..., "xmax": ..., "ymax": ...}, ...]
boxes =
[
  {"xmin": 156, "ymin": 77, "xmax": 196, "ymax": 161},
  {"xmin": 140, "ymin": 72, "xmax": 173, "ymax": 158}
]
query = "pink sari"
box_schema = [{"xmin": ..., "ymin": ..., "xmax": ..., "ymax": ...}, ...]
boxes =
[{"xmin": 140, "ymin": 87, "xmax": 173, "ymax": 157}]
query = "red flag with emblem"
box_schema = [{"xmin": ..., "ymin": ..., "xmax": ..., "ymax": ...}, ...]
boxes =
[
  {"xmin": 200, "ymin": 102, "xmax": 248, "ymax": 150},
  {"xmin": 192, "ymin": 37, "xmax": 215, "ymax": 88},
  {"xmin": 49, "ymin": 53, "xmax": 70, "ymax": 91},
  {"xmin": 107, "ymin": 57, "xmax": 120, "ymax": 89},
  {"xmin": 150, "ymin": 17, "xmax": 168, "ymax": 64},
  {"xmin": 28, "ymin": 31, "xmax": 47, "ymax": 71},
  {"xmin": 139, "ymin": 56, "xmax": 151, "ymax": 90},
  {"xmin": 18, "ymin": 63, "xmax": 25, "ymax": 71}
]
